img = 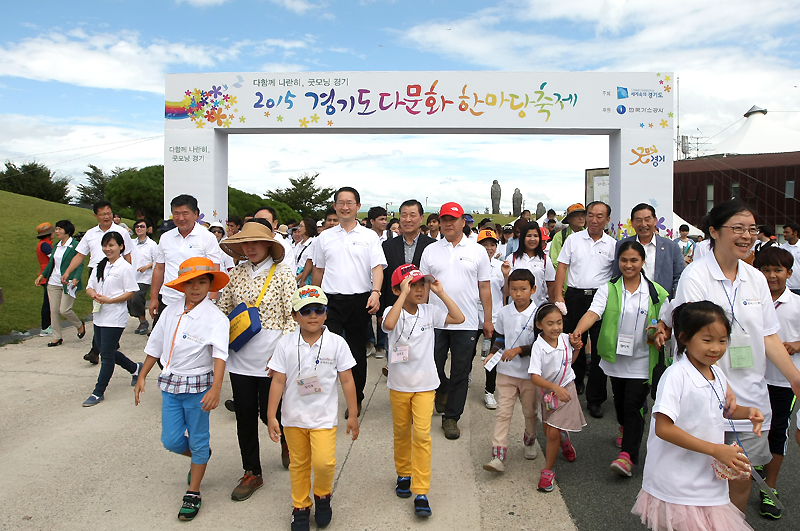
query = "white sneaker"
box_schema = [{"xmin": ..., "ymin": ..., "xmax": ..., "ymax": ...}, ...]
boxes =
[
  {"xmin": 39, "ymin": 326, "xmax": 53, "ymax": 337},
  {"xmin": 366, "ymin": 343, "xmax": 376, "ymax": 357},
  {"xmin": 484, "ymin": 392, "xmax": 498, "ymax": 410},
  {"xmin": 524, "ymin": 443, "xmax": 538, "ymax": 460},
  {"xmin": 374, "ymin": 348, "xmax": 386, "ymax": 359},
  {"xmin": 483, "ymin": 457, "xmax": 505, "ymax": 473}
]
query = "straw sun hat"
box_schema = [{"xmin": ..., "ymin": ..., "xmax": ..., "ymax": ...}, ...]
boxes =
[
  {"xmin": 219, "ymin": 221, "xmax": 285, "ymax": 262},
  {"xmin": 165, "ymin": 257, "xmax": 230, "ymax": 292}
]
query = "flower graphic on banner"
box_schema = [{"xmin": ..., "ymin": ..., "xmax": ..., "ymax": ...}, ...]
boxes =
[
  {"xmin": 166, "ymin": 83, "xmax": 237, "ymax": 124},
  {"xmin": 621, "ymin": 219, "xmax": 636, "ymax": 238},
  {"xmin": 209, "ymin": 85, "xmax": 223, "ymax": 99},
  {"xmin": 656, "ymin": 216, "xmax": 667, "ymax": 231},
  {"xmin": 666, "ymin": 228, "xmax": 674, "ymax": 239},
  {"xmin": 299, "ymin": 117, "xmax": 309, "ymax": 128}
]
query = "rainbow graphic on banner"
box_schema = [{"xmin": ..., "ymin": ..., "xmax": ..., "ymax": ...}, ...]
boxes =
[{"xmin": 165, "ymin": 101, "xmax": 191, "ymax": 120}]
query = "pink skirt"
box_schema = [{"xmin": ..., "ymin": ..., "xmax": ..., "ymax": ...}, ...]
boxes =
[
  {"xmin": 631, "ymin": 489, "xmax": 753, "ymax": 531},
  {"xmin": 539, "ymin": 381, "xmax": 586, "ymax": 432}
]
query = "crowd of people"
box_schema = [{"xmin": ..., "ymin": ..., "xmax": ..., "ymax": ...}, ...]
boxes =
[{"xmin": 31, "ymin": 190, "xmax": 800, "ymax": 531}]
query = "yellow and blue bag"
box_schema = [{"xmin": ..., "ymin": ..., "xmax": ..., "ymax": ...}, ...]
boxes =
[{"xmin": 229, "ymin": 263, "xmax": 276, "ymax": 352}]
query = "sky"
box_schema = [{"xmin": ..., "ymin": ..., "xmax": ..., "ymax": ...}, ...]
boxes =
[{"xmin": 1, "ymin": 0, "xmax": 799, "ymax": 215}]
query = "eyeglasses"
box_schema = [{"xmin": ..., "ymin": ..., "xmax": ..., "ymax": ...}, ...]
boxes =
[
  {"xmin": 721, "ymin": 225, "xmax": 758, "ymax": 235},
  {"xmin": 210, "ymin": 229, "xmax": 224, "ymax": 234},
  {"xmin": 134, "ymin": 225, "xmax": 146, "ymax": 230},
  {"xmin": 298, "ymin": 305, "xmax": 327, "ymax": 317},
  {"xmin": 335, "ymin": 201, "xmax": 357, "ymax": 207}
]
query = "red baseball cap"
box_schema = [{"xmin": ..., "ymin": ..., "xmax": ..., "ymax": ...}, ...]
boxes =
[
  {"xmin": 540, "ymin": 227, "xmax": 550, "ymax": 241},
  {"xmin": 391, "ymin": 263, "xmax": 433, "ymax": 288},
  {"xmin": 438, "ymin": 202, "xmax": 464, "ymax": 218}
]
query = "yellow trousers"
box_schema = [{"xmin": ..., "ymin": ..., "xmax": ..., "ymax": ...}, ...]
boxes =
[
  {"xmin": 283, "ymin": 426, "xmax": 337, "ymax": 508},
  {"xmin": 389, "ymin": 389, "xmax": 435, "ymax": 495}
]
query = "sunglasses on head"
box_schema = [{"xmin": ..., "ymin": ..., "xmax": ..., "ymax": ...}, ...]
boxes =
[{"xmin": 298, "ymin": 305, "xmax": 327, "ymax": 317}]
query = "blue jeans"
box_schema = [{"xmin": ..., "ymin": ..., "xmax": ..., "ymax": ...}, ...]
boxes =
[
  {"xmin": 92, "ymin": 325, "xmax": 136, "ymax": 396},
  {"xmin": 366, "ymin": 315, "xmax": 387, "ymax": 350},
  {"xmin": 161, "ymin": 389, "xmax": 211, "ymax": 464}
]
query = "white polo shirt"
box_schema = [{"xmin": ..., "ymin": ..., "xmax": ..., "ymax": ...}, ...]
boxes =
[
  {"xmin": 765, "ymin": 289, "xmax": 800, "ymax": 387},
  {"xmin": 48, "ymin": 238, "xmax": 72, "ymax": 287},
  {"xmin": 589, "ymin": 278, "xmax": 650, "ymax": 380},
  {"xmin": 557, "ymin": 230, "xmax": 616, "ymax": 289},
  {"xmin": 419, "ymin": 235, "xmax": 492, "ymax": 330},
  {"xmin": 511, "ymin": 252, "xmax": 555, "ymax": 308},
  {"xmin": 637, "ymin": 236, "xmax": 657, "ymax": 281},
  {"xmin": 382, "ymin": 303, "xmax": 447, "ymax": 392},
  {"xmin": 642, "ymin": 354, "xmax": 729, "ymax": 506},
  {"xmin": 312, "ymin": 223, "xmax": 387, "ymax": 295},
  {"xmin": 495, "ymin": 301, "xmax": 537, "ymax": 379},
  {"xmin": 781, "ymin": 241, "xmax": 800, "ymax": 290},
  {"xmin": 131, "ymin": 237, "xmax": 158, "ymax": 285},
  {"xmin": 528, "ymin": 333, "xmax": 575, "ymax": 387},
  {"xmin": 277, "ymin": 235, "xmax": 295, "ymax": 268},
  {"xmin": 145, "ymin": 296, "xmax": 229, "ymax": 376},
  {"xmin": 668, "ymin": 253, "xmax": 780, "ymax": 430},
  {"xmin": 479, "ymin": 257, "xmax": 506, "ymax": 324},
  {"xmin": 268, "ymin": 327, "xmax": 357, "ymax": 429},
  {"xmin": 86, "ymin": 259, "xmax": 139, "ymax": 328},
  {"xmin": 75, "ymin": 223, "xmax": 133, "ymax": 268},
  {"xmin": 693, "ymin": 239, "xmax": 711, "ymax": 261},
  {"xmin": 293, "ymin": 238, "xmax": 315, "ymax": 270},
  {"xmin": 156, "ymin": 223, "xmax": 223, "ymax": 306}
]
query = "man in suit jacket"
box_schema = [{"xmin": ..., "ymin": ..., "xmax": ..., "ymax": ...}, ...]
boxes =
[
  {"xmin": 380, "ymin": 199, "xmax": 436, "ymax": 311},
  {"xmin": 611, "ymin": 203, "xmax": 685, "ymax": 298}
]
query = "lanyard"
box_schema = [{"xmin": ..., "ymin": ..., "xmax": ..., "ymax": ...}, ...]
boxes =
[
  {"xmin": 165, "ymin": 307, "xmax": 192, "ymax": 371},
  {"xmin": 297, "ymin": 330, "xmax": 323, "ymax": 375},
  {"xmin": 618, "ymin": 279, "xmax": 645, "ymax": 333},
  {"xmin": 508, "ymin": 305, "xmax": 536, "ymax": 350},
  {"xmin": 719, "ymin": 281, "xmax": 746, "ymax": 333},
  {"xmin": 554, "ymin": 336, "xmax": 569, "ymax": 386},
  {"xmin": 774, "ymin": 301, "xmax": 783, "ymax": 310},
  {"xmin": 398, "ymin": 310, "xmax": 421, "ymax": 341}
]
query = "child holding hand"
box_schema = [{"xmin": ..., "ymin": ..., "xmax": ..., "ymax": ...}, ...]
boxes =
[
  {"xmin": 528, "ymin": 303, "xmax": 586, "ymax": 492},
  {"xmin": 267, "ymin": 286, "xmax": 359, "ymax": 531},
  {"xmin": 382, "ymin": 264, "xmax": 464, "ymax": 517}
]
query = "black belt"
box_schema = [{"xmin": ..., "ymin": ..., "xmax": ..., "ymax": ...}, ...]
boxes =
[
  {"xmin": 566, "ymin": 287, "xmax": 598, "ymax": 296},
  {"xmin": 327, "ymin": 292, "xmax": 369, "ymax": 300}
]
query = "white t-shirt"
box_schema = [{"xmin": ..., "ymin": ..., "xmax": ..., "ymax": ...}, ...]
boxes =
[
  {"xmin": 765, "ymin": 289, "xmax": 800, "ymax": 387},
  {"xmin": 495, "ymin": 301, "xmax": 538, "ymax": 379},
  {"xmin": 642, "ymin": 354, "xmax": 730, "ymax": 506},
  {"xmin": 294, "ymin": 237, "xmax": 315, "ymax": 271},
  {"xmin": 144, "ymin": 296, "xmax": 230, "ymax": 376},
  {"xmin": 312, "ymin": 223, "xmax": 387, "ymax": 295},
  {"xmin": 268, "ymin": 327, "xmax": 357, "ymax": 429},
  {"xmin": 76, "ymin": 223, "xmax": 134, "ymax": 268},
  {"xmin": 637, "ymin": 237, "xmax": 658, "ymax": 281},
  {"xmin": 781, "ymin": 241, "xmax": 800, "ymax": 290},
  {"xmin": 511, "ymin": 252, "xmax": 555, "ymax": 308},
  {"xmin": 277, "ymin": 235, "xmax": 295, "ymax": 268},
  {"xmin": 419, "ymin": 236, "xmax": 492, "ymax": 331},
  {"xmin": 528, "ymin": 333, "xmax": 575, "ymax": 387},
  {"xmin": 381, "ymin": 303, "xmax": 447, "ymax": 392},
  {"xmin": 131, "ymin": 237, "xmax": 158, "ymax": 285},
  {"xmin": 86, "ymin": 259, "xmax": 139, "ymax": 328},
  {"xmin": 692, "ymin": 239, "xmax": 711, "ymax": 261},
  {"xmin": 589, "ymin": 278, "xmax": 651, "ymax": 380},
  {"xmin": 668, "ymin": 253, "xmax": 780, "ymax": 430},
  {"xmin": 156, "ymin": 223, "xmax": 224, "ymax": 306},
  {"xmin": 479, "ymin": 257, "xmax": 506, "ymax": 324},
  {"xmin": 48, "ymin": 238, "xmax": 72, "ymax": 287},
  {"xmin": 557, "ymin": 230, "xmax": 616, "ymax": 289}
]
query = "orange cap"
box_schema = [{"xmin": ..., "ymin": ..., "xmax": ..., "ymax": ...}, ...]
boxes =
[
  {"xmin": 566, "ymin": 203, "xmax": 586, "ymax": 216},
  {"xmin": 477, "ymin": 229, "xmax": 498, "ymax": 243}
]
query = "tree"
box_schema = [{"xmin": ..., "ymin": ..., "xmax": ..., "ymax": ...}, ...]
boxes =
[
  {"xmin": 265, "ymin": 172, "xmax": 335, "ymax": 218},
  {"xmin": 0, "ymin": 161, "xmax": 71, "ymax": 203},
  {"xmin": 228, "ymin": 187, "xmax": 300, "ymax": 223},
  {"xmin": 105, "ymin": 165, "xmax": 164, "ymax": 222},
  {"xmin": 76, "ymin": 165, "xmax": 137, "ymax": 204}
]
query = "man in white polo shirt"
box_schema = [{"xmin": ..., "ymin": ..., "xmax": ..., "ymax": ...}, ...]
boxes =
[
  {"xmin": 420, "ymin": 202, "xmax": 493, "ymax": 440},
  {"xmin": 554, "ymin": 201, "xmax": 616, "ymax": 419},
  {"xmin": 61, "ymin": 200, "xmax": 134, "ymax": 364},
  {"xmin": 312, "ymin": 186, "xmax": 387, "ymax": 418},
  {"xmin": 148, "ymin": 195, "xmax": 224, "ymax": 323}
]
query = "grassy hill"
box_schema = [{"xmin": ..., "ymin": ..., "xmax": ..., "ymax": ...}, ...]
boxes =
[{"xmin": 0, "ymin": 191, "xmax": 134, "ymax": 335}]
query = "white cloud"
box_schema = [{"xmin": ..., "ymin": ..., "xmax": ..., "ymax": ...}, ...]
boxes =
[
  {"xmin": 176, "ymin": 0, "xmax": 230, "ymax": 6},
  {"xmin": 268, "ymin": 0, "xmax": 317, "ymax": 15},
  {"xmin": 260, "ymin": 62, "xmax": 307, "ymax": 72}
]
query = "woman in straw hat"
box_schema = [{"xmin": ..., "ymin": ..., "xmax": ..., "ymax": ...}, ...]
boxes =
[
  {"xmin": 216, "ymin": 219, "xmax": 297, "ymax": 501},
  {"xmin": 135, "ymin": 256, "xmax": 230, "ymax": 521}
]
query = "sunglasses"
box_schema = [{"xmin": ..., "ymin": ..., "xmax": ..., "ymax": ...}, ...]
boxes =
[
  {"xmin": 297, "ymin": 305, "xmax": 327, "ymax": 317},
  {"xmin": 134, "ymin": 224, "xmax": 146, "ymax": 229}
]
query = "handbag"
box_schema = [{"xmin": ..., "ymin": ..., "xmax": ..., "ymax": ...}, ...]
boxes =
[
  {"xmin": 650, "ymin": 346, "xmax": 667, "ymax": 400},
  {"xmin": 229, "ymin": 263, "xmax": 277, "ymax": 352},
  {"xmin": 542, "ymin": 337, "xmax": 569, "ymax": 411}
]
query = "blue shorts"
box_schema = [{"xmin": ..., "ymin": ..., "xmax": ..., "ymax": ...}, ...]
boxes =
[{"xmin": 161, "ymin": 389, "xmax": 211, "ymax": 464}]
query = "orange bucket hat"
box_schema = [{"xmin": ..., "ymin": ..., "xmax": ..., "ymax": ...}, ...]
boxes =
[{"xmin": 164, "ymin": 257, "xmax": 229, "ymax": 293}]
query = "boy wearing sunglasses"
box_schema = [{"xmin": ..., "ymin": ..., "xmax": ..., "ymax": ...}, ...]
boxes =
[{"xmin": 267, "ymin": 286, "xmax": 360, "ymax": 531}]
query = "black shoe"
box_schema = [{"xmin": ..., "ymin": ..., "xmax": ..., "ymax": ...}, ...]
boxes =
[
  {"xmin": 344, "ymin": 402, "xmax": 362, "ymax": 419},
  {"xmin": 84, "ymin": 349, "xmax": 99, "ymax": 364},
  {"xmin": 760, "ymin": 489, "xmax": 781, "ymax": 519},
  {"xmin": 314, "ymin": 494, "xmax": 332, "ymax": 528},
  {"xmin": 291, "ymin": 507, "xmax": 311, "ymax": 531},
  {"xmin": 224, "ymin": 399, "xmax": 235, "ymax": 412},
  {"xmin": 575, "ymin": 381, "xmax": 585, "ymax": 395},
  {"xmin": 414, "ymin": 495, "xmax": 432, "ymax": 517},
  {"xmin": 396, "ymin": 476, "xmax": 412, "ymax": 498},
  {"xmin": 178, "ymin": 492, "xmax": 201, "ymax": 521},
  {"xmin": 47, "ymin": 339, "xmax": 63, "ymax": 347},
  {"xmin": 434, "ymin": 392, "xmax": 448, "ymax": 414},
  {"xmin": 588, "ymin": 403, "xmax": 603, "ymax": 418},
  {"xmin": 77, "ymin": 322, "xmax": 86, "ymax": 339}
]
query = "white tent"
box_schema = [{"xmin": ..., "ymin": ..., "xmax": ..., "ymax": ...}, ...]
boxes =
[
  {"xmin": 672, "ymin": 212, "xmax": 702, "ymax": 237},
  {"xmin": 709, "ymin": 106, "xmax": 800, "ymax": 155}
]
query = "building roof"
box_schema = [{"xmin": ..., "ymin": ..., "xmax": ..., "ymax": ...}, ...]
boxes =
[
  {"xmin": 675, "ymin": 151, "xmax": 800, "ymax": 173},
  {"xmin": 709, "ymin": 106, "xmax": 800, "ymax": 155}
]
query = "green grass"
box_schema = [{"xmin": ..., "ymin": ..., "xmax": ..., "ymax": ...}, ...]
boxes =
[{"xmin": 0, "ymin": 191, "xmax": 134, "ymax": 335}]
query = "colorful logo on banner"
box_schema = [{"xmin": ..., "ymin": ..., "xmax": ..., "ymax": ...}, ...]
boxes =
[{"xmin": 629, "ymin": 145, "xmax": 665, "ymax": 167}]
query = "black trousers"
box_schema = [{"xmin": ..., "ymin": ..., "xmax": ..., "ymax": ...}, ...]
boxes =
[
  {"xmin": 477, "ymin": 330, "xmax": 497, "ymax": 393},
  {"xmin": 41, "ymin": 285, "xmax": 51, "ymax": 329},
  {"xmin": 326, "ymin": 292, "xmax": 370, "ymax": 403},
  {"xmin": 230, "ymin": 372, "xmax": 283, "ymax": 476},
  {"xmin": 563, "ymin": 287, "xmax": 606, "ymax": 407},
  {"xmin": 434, "ymin": 329, "xmax": 479, "ymax": 421},
  {"xmin": 610, "ymin": 376, "xmax": 649, "ymax": 464}
]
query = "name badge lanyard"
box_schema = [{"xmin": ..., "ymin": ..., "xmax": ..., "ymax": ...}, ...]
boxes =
[
  {"xmin": 618, "ymin": 284, "xmax": 645, "ymax": 337},
  {"xmin": 508, "ymin": 309, "xmax": 536, "ymax": 350},
  {"xmin": 721, "ymin": 282, "xmax": 747, "ymax": 334},
  {"xmin": 297, "ymin": 329, "xmax": 324, "ymax": 376},
  {"xmin": 398, "ymin": 311, "xmax": 421, "ymax": 344},
  {"xmin": 698, "ymin": 365, "xmax": 784, "ymax": 511}
]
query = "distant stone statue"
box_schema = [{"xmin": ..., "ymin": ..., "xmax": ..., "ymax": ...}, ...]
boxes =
[
  {"xmin": 512, "ymin": 188, "xmax": 523, "ymax": 217},
  {"xmin": 490, "ymin": 180, "xmax": 502, "ymax": 214},
  {"xmin": 535, "ymin": 202, "xmax": 546, "ymax": 220}
]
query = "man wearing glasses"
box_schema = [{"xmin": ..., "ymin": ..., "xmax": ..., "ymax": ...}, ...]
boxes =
[{"xmin": 312, "ymin": 187, "xmax": 387, "ymax": 419}]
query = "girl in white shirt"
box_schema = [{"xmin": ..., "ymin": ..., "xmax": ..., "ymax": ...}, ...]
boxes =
[
  {"xmin": 293, "ymin": 218, "xmax": 317, "ymax": 286},
  {"xmin": 634, "ymin": 301, "xmax": 763, "ymax": 531},
  {"xmin": 83, "ymin": 232, "xmax": 140, "ymax": 407},
  {"xmin": 510, "ymin": 221, "xmax": 555, "ymax": 308}
]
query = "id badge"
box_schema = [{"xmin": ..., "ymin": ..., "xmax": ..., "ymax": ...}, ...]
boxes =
[
  {"xmin": 729, "ymin": 332, "xmax": 754, "ymax": 369},
  {"xmin": 92, "ymin": 300, "xmax": 102, "ymax": 314},
  {"xmin": 296, "ymin": 375, "xmax": 322, "ymax": 396},
  {"xmin": 616, "ymin": 334, "xmax": 635, "ymax": 356},
  {"xmin": 391, "ymin": 345, "xmax": 410, "ymax": 364},
  {"xmin": 483, "ymin": 351, "xmax": 502, "ymax": 372}
]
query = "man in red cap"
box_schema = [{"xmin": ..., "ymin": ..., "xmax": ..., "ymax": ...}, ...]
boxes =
[{"xmin": 419, "ymin": 202, "xmax": 494, "ymax": 440}]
